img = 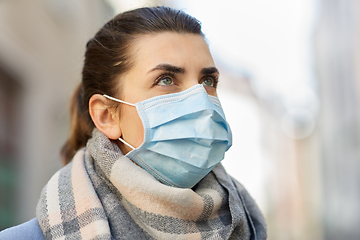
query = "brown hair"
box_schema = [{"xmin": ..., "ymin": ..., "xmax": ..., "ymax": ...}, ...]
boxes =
[{"xmin": 60, "ymin": 6, "xmax": 204, "ymax": 165}]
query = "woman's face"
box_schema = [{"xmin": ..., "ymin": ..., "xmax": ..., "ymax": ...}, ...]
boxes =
[{"xmin": 117, "ymin": 32, "xmax": 219, "ymax": 154}]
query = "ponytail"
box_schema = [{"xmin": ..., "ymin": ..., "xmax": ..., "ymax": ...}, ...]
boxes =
[{"xmin": 60, "ymin": 83, "xmax": 94, "ymax": 165}]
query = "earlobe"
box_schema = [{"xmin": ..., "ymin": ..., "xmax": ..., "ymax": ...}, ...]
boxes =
[{"xmin": 89, "ymin": 94, "xmax": 122, "ymax": 139}]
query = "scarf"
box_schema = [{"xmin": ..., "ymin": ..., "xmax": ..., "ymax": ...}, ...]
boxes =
[{"xmin": 36, "ymin": 129, "xmax": 267, "ymax": 239}]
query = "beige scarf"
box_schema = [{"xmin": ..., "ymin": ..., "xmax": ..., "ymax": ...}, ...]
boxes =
[{"xmin": 36, "ymin": 129, "xmax": 267, "ymax": 239}]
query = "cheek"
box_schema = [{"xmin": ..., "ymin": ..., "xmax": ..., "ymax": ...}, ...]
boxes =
[
  {"xmin": 204, "ymin": 86, "xmax": 217, "ymax": 97},
  {"xmin": 120, "ymin": 106, "xmax": 144, "ymax": 147}
]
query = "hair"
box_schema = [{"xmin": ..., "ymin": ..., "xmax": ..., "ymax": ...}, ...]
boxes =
[{"xmin": 60, "ymin": 6, "xmax": 204, "ymax": 165}]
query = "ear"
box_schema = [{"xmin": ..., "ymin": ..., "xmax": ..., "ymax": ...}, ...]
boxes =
[{"xmin": 89, "ymin": 94, "xmax": 121, "ymax": 140}]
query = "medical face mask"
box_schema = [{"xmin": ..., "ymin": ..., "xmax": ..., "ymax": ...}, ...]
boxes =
[{"xmin": 104, "ymin": 84, "xmax": 232, "ymax": 188}]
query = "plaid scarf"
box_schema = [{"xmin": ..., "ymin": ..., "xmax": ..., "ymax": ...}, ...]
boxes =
[{"xmin": 36, "ymin": 129, "xmax": 267, "ymax": 239}]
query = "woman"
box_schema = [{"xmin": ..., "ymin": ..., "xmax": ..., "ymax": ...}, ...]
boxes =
[{"xmin": 0, "ymin": 6, "xmax": 267, "ymax": 239}]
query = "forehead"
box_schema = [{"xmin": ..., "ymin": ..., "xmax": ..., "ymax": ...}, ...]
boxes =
[{"xmin": 129, "ymin": 32, "xmax": 214, "ymax": 69}]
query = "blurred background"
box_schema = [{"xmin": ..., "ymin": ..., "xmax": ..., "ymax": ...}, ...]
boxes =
[{"xmin": 0, "ymin": 0, "xmax": 359, "ymax": 239}]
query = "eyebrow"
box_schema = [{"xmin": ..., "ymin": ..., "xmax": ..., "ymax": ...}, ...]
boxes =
[
  {"xmin": 147, "ymin": 64, "xmax": 219, "ymax": 76},
  {"xmin": 147, "ymin": 64, "xmax": 185, "ymax": 74},
  {"xmin": 201, "ymin": 67, "xmax": 219, "ymax": 75}
]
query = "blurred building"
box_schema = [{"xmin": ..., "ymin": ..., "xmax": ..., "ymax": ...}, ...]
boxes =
[
  {"xmin": 316, "ymin": 0, "xmax": 360, "ymax": 239},
  {"xmin": 250, "ymin": 0, "xmax": 360, "ymax": 239},
  {"xmin": 0, "ymin": 0, "xmax": 114, "ymax": 229}
]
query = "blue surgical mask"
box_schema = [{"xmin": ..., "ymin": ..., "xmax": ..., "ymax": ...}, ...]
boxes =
[{"xmin": 104, "ymin": 84, "xmax": 232, "ymax": 188}]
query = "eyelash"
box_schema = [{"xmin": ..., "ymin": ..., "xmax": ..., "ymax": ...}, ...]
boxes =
[
  {"xmin": 153, "ymin": 72, "xmax": 219, "ymax": 88},
  {"xmin": 153, "ymin": 72, "xmax": 176, "ymax": 86},
  {"xmin": 202, "ymin": 74, "xmax": 219, "ymax": 88}
]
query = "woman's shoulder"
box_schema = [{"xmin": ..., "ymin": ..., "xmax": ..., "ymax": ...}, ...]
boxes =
[{"xmin": 0, "ymin": 218, "xmax": 44, "ymax": 240}]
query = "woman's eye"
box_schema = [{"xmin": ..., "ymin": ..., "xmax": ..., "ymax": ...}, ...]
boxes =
[
  {"xmin": 202, "ymin": 77, "xmax": 215, "ymax": 87},
  {"xmin": 157, "ymin": 76, "xmax": 174, "ymax": 86}
]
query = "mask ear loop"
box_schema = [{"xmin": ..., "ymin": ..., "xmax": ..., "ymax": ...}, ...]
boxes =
[
  {"xmin": 118, "ymin": 137, "xmax": 135, "ymax": 150},
  {"xmin": 103, "ymin": 94, "xmax": 136, "ymax": 106},
  {"xmin": 103, "ymin": 94, "xmax": 136, "ymax": 150}
]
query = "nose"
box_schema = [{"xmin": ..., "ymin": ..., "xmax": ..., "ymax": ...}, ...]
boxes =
[
  {"xmin": 181, "ymin": 81, "xmax": 217, "ymax": 97},
  {"xmin": 182, "ymin": 81, "xmax": 200, "ymax": 92}
]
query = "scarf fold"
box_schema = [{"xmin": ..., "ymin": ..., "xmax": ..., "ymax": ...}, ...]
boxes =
[{"xmin": 36, "ymin": 129, "xmax": 267, "ymax": 239}]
